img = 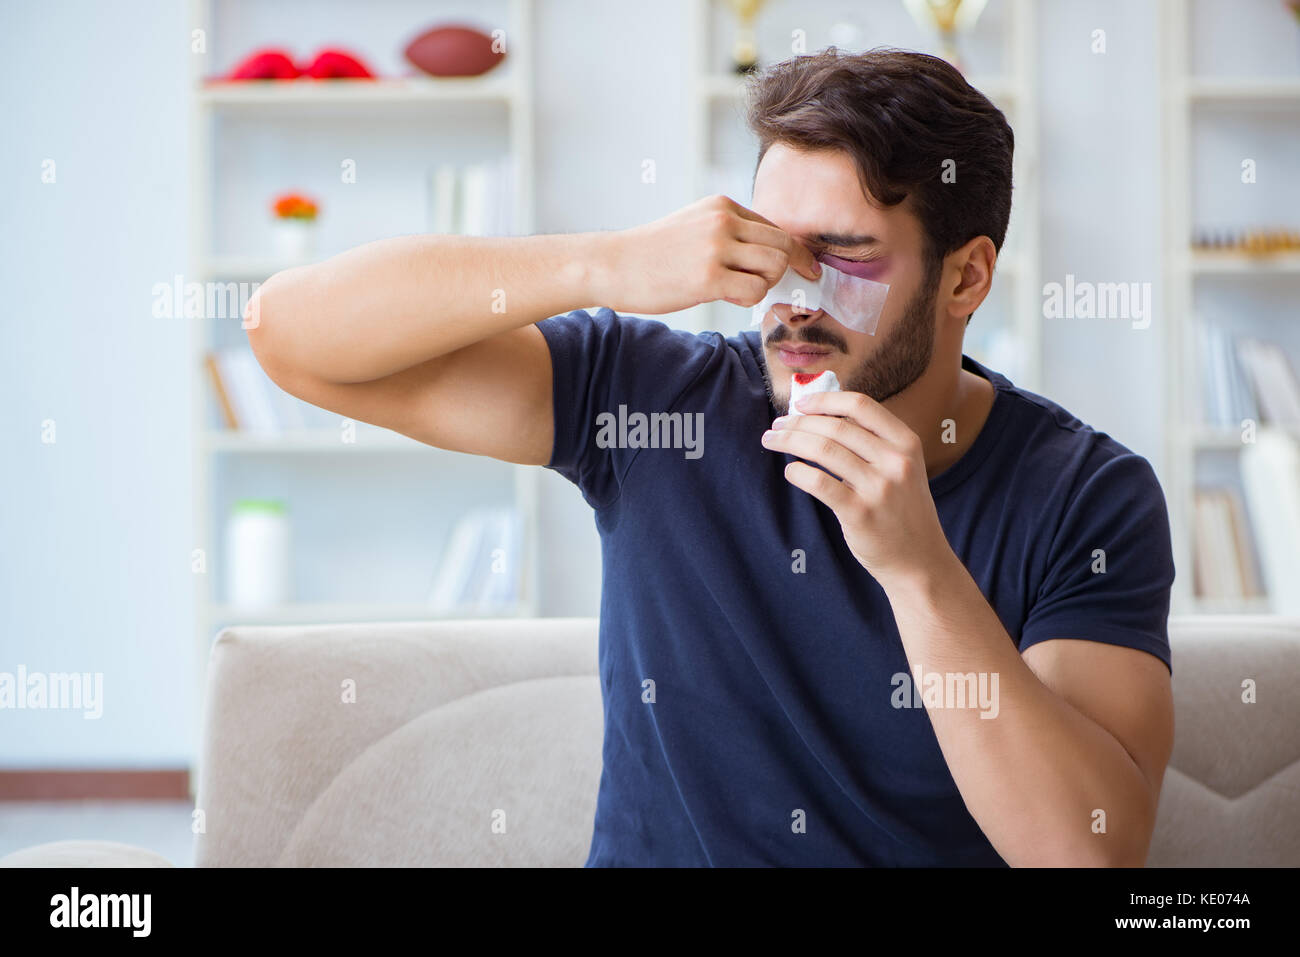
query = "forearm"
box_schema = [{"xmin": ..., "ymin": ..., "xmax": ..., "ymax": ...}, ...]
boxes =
[
  {"xmin": 247, "ymin": 231, "xmax": 604, "ymax": 384},
  {"xmin": 880, "ymin": 551, "xmax": 1157, "ymax": 866}
]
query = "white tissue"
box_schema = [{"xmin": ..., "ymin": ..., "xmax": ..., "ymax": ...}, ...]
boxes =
[
  {"xmin": 751, "ymin": 263, "xmax": 890, "ymax": 335},
  {"xmin": 788, "ymin": 370, "xmax": 841, "ymax": 416}
]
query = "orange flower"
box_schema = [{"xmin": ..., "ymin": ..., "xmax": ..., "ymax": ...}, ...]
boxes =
[{"xmin": 272, "ymin": 192, "xmax": 319, "ymax": 220}]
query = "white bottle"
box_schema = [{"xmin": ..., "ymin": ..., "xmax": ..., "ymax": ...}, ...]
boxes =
[{"xmin": 226, "ymin": 499, "xmax": 291, "ymax": 608}]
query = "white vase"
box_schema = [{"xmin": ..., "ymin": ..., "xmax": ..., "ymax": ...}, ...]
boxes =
[
  {"xmin": 226, "ymin": 499, "xmax": 291, "ymax": 609},
  {"xmin": 272, "ymin": 219, "xmax": 316, "ymax": 261}
]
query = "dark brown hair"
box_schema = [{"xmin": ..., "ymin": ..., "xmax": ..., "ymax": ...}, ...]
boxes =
[{"xmin": 747, "ymin": 47, "xmax": 1014, "ymax": 288}]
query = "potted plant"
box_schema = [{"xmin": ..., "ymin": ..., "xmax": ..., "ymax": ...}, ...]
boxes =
[{"xmin": 271, "ymin": 192, "xmax": 319, "ymax": 261}]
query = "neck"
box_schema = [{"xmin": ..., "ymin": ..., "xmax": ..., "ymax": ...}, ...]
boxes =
[{"xmin": 882, "ymin": 349, "xmax": 995, "ymax": 479}]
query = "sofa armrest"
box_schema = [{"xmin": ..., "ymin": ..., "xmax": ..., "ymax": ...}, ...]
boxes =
[{"xmin": 0, "ymin": 839, "xmax": 174, "ymax": 868}]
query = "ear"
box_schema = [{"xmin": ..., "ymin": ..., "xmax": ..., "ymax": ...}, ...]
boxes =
[{"xmin": 943, "ymin": 236, "xmax": 997, "ymax": 326}]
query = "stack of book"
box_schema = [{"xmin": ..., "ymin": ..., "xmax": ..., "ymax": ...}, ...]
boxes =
[
  {"xmin": 1192, "ymin": 487, "xmax": 1262, "ymax": 601},
  {"xmin": 1198, "ymin": 323, "xmax": 1300, "ymax": 434},
  {"xmin": 1194, "ymin": 324, "xmax": 1300, "ymax": 609},
  {"xmin": 1239, "ymin": 429, "xmax": 1300, "ymax": 615},
  {"xmin": 206, "ymin": 348, "xmax": 328, "ymax": 434},
  {"xmin": 425, "ymin": 157, "xmax": 516, "ymax": 237},
  {"xmin": 427, "ymin": 506, "xmax": 524, "ymax": 615}
]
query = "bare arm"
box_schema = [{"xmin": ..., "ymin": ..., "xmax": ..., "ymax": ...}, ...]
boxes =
[
  {"xmin": 887, "ymin": 555, "xmax": 1173, "ymax": 867},
  {"xmin": 244, "ymin": 196, "xmax": 820, "ymax": 464}
]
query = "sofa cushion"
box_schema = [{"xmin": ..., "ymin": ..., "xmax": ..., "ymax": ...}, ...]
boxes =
[
  {"xmin": 1149, "ymin": 616, "xmax": 1300, "ymax": 865},
  {"xmin": 277, "ymin": 675, "xmax": 602, "ymax": 866},
  {"xmin": 194, "ymin": 618, "xmax": 599, "ymax": 866}
]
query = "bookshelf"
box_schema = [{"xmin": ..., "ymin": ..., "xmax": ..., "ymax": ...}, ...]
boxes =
[
  {"xmin": 186, "ymin": 0, "xmax": 540, "ymax": 764},
  {"xmin": 1159, "ymin": 0, "xmax": 1300, "ymax": 615},
  {"xmin": 679, "ymin": 0, "xmax": 1042, "ymax": 392}
]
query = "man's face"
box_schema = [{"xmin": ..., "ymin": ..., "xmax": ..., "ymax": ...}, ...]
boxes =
[{"xmin": 751, "ymin": 143, "xmax": 940, "ymax": 414}]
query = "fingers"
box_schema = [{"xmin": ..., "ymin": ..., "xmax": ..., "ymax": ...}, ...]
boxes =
[
  {"xmin": 781, "ymin": 460, "xmax": 857, "ymax": 514},
  {"xmin": 729, "ymin": 209, "xmax": 822, "ymax": 282},
  {"xmin": 771, "ymin": 411, "xmax": 890, "ymax": 466},
  {"xmin": 760, "ymin": 425, "xmax": 873, "ymax": 492},
  {"xmin": 791, "ymin": 390, "xmax": 919, "ymax": 449},
  {"xmin": 721, "ymin": 239, "xmax": 789, "ymax": 286},
  {"xmin": 719, "ymin": 269, "xmax": 771, "ymax": 308}
]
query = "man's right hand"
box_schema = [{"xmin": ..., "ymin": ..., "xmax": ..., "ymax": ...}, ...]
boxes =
[{"xmin": 592, "ymin": 194, "xmax": 823, "ymax": 316}]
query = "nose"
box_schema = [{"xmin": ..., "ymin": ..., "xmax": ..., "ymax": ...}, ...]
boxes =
[{"xmin": 772, "ymin": 303, "xmax": 826, "ymax": 328}]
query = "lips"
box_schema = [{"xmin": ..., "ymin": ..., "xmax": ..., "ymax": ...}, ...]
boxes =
[{"xmin": 776, "ymin": 345, "xmax": 832, "ymax": 369}]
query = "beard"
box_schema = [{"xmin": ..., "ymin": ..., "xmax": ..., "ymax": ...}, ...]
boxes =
[{"xmin": 762, "ymin": 264, "xmax": 938, "ymax": 415}]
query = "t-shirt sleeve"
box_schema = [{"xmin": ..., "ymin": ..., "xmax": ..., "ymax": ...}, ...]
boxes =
[
  {"xmin": 1017, "ymin": 452, "xmax": 1175, "ymax": 674},
  {"xmin": 536, "ymin": 307, "xmax": 713, "ymax": 510}
]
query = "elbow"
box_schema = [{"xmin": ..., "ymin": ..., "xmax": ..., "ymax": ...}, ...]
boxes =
[
  {"xmin": 244, "ymin": 273, "xmax": 289, "ymax": 380},
  {"xmin": 1026, "ymin": 823, "xmax": 1154, "ymax": 868}
]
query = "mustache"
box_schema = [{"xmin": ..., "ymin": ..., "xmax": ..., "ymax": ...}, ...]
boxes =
[{"xmin": 764, "ymin": 322, "xmax": 848, "ymax": 354}]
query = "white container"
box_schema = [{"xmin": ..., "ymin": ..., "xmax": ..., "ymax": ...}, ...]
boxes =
[
  {"xmin": 272, "ymin": 219, "xmax": 316, "ymax": 261},
  {"xmin": 226, "ymin": 499, "xmax": 291, "ymax": 608}
]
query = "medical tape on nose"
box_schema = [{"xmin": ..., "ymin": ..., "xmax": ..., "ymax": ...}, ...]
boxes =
[{"xmin": 750, "ymin": 261, "xmax": 890, "ymax": 335}]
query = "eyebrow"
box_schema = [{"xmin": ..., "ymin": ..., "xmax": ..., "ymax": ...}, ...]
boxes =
[{"xmin": 809, "ymin": 232, "xmax": 881, "ymax": 249}]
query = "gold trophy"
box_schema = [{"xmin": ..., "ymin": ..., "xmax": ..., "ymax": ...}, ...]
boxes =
[
  {"xmin": 726, "ymin": 0, "xmax": 768, "ymax": 74},
  {"xmin": 902, "ymin": 0, "xmax": 989, "ymax": 71}
]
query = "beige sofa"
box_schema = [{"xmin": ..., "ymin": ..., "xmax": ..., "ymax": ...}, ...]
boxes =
[{"xmin": 3, "ymin": 615, "xmax": 1297, "ymax": 867}]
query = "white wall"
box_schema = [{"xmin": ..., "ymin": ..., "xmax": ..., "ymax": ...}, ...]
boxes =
[
  {"xmin": 2, "ymin": 0, "xmax": 1174, "ymax": 766},
  {"xmin": 1037, "ymin": 0, "xmax": 1165, "ymax": 473},
  {"xmin": 1, "ymin": 0, "xmax": 195, "ymax": 766}
]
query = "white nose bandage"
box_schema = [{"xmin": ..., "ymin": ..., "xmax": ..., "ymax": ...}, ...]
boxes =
[{"xmin": 750, "ymin": 262, "xmax": 890, "ymax": 335}]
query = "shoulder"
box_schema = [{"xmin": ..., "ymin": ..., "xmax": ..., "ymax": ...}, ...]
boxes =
[
  {"xmin": 990, "ymin": 365, "xmax": 1162, "ymax": 501},
  {"xmin": 967, "ymin": 358, "xmax": 1170, "ymax": 562}
]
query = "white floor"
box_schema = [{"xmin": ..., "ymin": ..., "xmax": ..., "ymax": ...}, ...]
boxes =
[{"xmin": 0, "ymin": 801, "xmax": 195, "ymax": 867}]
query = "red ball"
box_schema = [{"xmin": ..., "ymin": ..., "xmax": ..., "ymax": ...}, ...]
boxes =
[{"xmin": 404, "ymin": 25, "xmax": 505, "ymax": 78}]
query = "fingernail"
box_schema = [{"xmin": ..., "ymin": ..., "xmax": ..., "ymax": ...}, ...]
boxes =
[{"xmin": 772, "ymin": 416, "xmax": 790, "ymax": 429}]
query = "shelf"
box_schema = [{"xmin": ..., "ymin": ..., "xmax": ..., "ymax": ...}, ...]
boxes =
[
  {"xmin": 1190, "ymin": 251, "xmax": 1300, "ymax": 275},
  {"xmin": 209, "ymin": 601, "xmax": 527, "ymax": 626},
  {"xmin": 203, "ymin": 256, "xmax": 308, "ymax": 281},
  {"xmin": 197, "ymin": 75, "xmax": 517, "ymax": 108},
  {"xmin": 1187, "ymin": 77, "xmax": 1300, "ymax": 104},
  {"xmin": 696, "ymin": 72, "xmax": 1017, "ymax": 105},
  {"xmin": 1188, "ymin": 427, "xmax": 1248, "ymax": 451},
  {"xmin": 203, "ymin": 429, "xmax": 438, "ymax": 454}
]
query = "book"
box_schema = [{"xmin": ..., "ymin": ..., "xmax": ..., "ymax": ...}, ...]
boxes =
[
  {"xmin": 1239, "ymin": 428, "xmax": 1300, "ymax": 614},
  {"xmin": 205, "ymin": 352, "xmax": 239, "ymax": 429},
  {"xmin": 426, "ymin": 163, "xmax": 458, "ymax": 235},
  {"xmin": 1193, "ymin": 489, "xmax": 1244, "ymax": 599},
  {"xmin": 1197, "ymin": 320, "xmax": 1258, "ymax": 430},
  {"xmin": 1237, "ymin": 338, "xmax": 1300, "ymax": 436},
  {"xmin": 424, "ymin": 159, "xmax": 516, "ymax": 238},
  {"xmin": 214, "ymin": 348, "xmax": 280, "ymax": 436},
  {"xmin": 427, "ymin": 506, "xmax": 523, "ymax": 615}
]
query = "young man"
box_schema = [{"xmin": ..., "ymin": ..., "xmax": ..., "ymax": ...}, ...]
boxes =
[{"xmin": 246, "ymin": 49, "xmax": 1175, "ymax": 867}]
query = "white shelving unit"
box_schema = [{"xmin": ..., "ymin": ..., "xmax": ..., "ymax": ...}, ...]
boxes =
[
  {"xmin": 1159, "ymin": 0, "xmax": 1300, "ymax": 615},
  {"xmin": 682, "ymin": 0, "xmax": 1041, "ymax": 392},
  {"xmin": 186, "ymin": 0, "xmax": 540, "ymax": 759}
]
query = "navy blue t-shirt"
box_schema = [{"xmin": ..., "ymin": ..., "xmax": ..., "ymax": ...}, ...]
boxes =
[{"xmin": 537, "ymin": 307, "xmax": 1175, "ymax": 867}]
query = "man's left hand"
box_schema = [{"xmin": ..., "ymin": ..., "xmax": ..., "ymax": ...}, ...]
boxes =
[{"xmin": 760, "ymin": 390, "xmax": 952, "ymax": 588}]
